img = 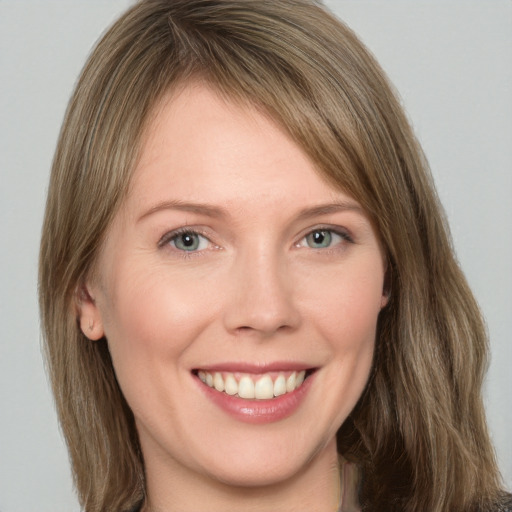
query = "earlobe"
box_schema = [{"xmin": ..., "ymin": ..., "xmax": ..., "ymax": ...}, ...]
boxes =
[
  {"xmin": 380, "ymin": 264, "xmax": 392, "ymax": 309},
  {"xmin": 76, "ymin": 283, "xmax": 105, "ymax": 341}
]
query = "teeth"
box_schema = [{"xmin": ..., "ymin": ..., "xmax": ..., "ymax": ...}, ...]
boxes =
[
  {"xmin": 238, "ymin": 376, "xmax": 255, "ymax": 399},
  {"xmin": 273, "ymin": 375, "xmax": 286, "ymax": 397},
  {"xmin": 225, "ymin": 374, "xmax": 238, "ymax": 396},
  {"xmin": 255, "ymin": 375, "xmax": 274, "ymax": 399},
  {"xmin": 198, "ymin": 370, "xmax": 309, "ymax": 399},
  {"xmin": 213, "ymin": 372, "xmax": 224, "ymax": 392},
  {"xmin": 286, "ymin": 372, "xmax": 296, "ymax": 392}
]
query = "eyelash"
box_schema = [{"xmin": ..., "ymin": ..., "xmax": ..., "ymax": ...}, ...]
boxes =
[
  {"xmin": 296, "ymin": 226, "xmax": 354, "ymax": 251},
  {"xmin": 158, "ymin": 225, "xmax": 354, "ymax": 254},
  {"xmin": 158, "ymin": 227, "xmax": 215, "ymax": 254}
]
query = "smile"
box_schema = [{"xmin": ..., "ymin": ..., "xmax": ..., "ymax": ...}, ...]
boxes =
[
  {"xmin": 197, "ymin": 370, "xmax": 307, "ymax": 400},
  {"xmin": 193, "ymin": 365, "xmax": 317, "ymax": 423}
]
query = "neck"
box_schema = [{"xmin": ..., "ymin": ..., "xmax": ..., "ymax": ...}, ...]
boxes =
[{"xmin": 142, "ymin": 439, "xmax": 344, "ymax": 512}]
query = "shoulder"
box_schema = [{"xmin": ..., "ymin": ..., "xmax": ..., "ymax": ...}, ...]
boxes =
[
  {"xmin": 490, "ymin": 493, "xmax": 512, "ymax": 512},
  {"xmin": 125, "ymin": 504, "xmax": 142, "ymax": 512}
]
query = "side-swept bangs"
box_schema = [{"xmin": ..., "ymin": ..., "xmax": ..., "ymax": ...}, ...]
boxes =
[{"xmin": 39, "ymin": 2, "xmax": 502, "ymax": 511}]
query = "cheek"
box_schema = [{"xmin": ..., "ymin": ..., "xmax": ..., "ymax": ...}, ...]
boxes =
[
  {"xmin": 98, "ymin": 264, "xmax": 225, "ymax": 429},
  {"xmin": 304, "ymin": 259, "xmax": 384, "ymax": 352},
  {"xmin": 100, "ymin": 262, "xmax": 221, "ymax": 374},
  {"xmin": 312, "ymin": 264, "xmax": 382, "ymax": 421}
]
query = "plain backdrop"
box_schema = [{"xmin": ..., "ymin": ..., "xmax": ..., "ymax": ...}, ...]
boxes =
[{"xmin": 0, "ymin": 2, "xmax": 510, "ymax": 511}]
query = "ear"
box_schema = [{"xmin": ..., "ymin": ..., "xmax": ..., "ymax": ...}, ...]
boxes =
[
  {"xmin": 380, "ymin": 261, "xmax": 392, "ymax": 309},
  {"xmin": 380, "ymin": 290, "xmax": 390, "ymax": 309},
  {"xmin": 76, "ymin": 282, "xmax": 105, "ymax": 341}
]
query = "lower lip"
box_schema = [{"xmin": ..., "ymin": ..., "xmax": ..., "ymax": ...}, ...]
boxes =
[{"xmin": 195, "ymin": 373, "xmax": 315, "ymax": 424}]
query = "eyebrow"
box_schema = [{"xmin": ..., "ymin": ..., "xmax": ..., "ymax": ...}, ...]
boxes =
[
  {"xmin": 138, "ymin": 199, "xmax": 363, "ymax": 223},
  {"xmin": 295, "ymin": 201, "xmax": 363, "ymax": 221},
  {"xmin": 138, "ymin": 200, "xmax": 226, "ymax": 222}
]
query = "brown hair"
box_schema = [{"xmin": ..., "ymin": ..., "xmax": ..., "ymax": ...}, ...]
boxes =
[{"xmin": 39, "ymin": 1, "xmax": 506, "ymax": 511}]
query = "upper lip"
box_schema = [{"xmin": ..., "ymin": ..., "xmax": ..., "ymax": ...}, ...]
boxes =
[{"xmin": 192, "ymin": 361, "xmax": 316, "ymax": 373}]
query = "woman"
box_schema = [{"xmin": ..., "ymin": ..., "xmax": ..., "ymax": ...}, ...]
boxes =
[{"xmin": 38, "ymin": 1, "xmax": 510, "ymax": 511}]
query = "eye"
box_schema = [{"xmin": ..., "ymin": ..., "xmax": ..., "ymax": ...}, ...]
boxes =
[
  {"xmin": 166, "ymin": 230, "xmax": 210, "ymax": 252},
  {"xmin": 298, "ymin": 228, "xmax": 351, "ymax": 249}
]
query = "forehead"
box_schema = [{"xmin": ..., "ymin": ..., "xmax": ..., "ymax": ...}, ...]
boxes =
[{"xmin": 128, "ymin": 83, "xmax": 349, "ymax": 213}]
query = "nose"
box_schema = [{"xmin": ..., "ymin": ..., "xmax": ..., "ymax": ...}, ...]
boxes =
[{"xmin": 222, "ymin": 248, "xmax": 301, "ymax": 338}]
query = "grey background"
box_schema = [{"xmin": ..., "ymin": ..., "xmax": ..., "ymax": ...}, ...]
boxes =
[{"xmin": 1, "ymin": 2, "xmax": 510, "ymax": 511}]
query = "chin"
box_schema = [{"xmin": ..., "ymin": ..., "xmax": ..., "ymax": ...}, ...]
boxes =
[
  {"xmin": 194, "ymin": 428, "xmax": 333, "ymax": 489},
  {"xmin": 204, "ymin": 455, "xmax": 305, "ymax": 488}
]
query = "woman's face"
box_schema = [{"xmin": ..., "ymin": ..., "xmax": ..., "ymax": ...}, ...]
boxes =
[{"xmin": 81, "ymin": 84, "xmax": 387, "ymax": 489}]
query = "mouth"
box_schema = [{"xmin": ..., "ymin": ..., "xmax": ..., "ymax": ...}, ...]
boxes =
[{"xmin": 192, "ymin": 368, "xmax": 315, "ymax": 400}]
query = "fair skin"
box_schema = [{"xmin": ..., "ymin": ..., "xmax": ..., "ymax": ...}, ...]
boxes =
[{"xmin": 79, "ymin": 84, "xmax": 387, "ymax": 512}]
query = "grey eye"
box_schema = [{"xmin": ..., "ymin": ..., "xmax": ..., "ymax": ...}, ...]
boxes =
[
  {"xmin": 171, "ymin": 232, "xmax": 208, "ymax": 251},
  {"xmin": 305, "ymin": 230, "xmax": 333, "ymax": 248}
]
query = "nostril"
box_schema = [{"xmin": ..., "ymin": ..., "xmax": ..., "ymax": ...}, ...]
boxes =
[{"xmin": 233, "ymin": 323, "xmax": 296, "ymax": 338}]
